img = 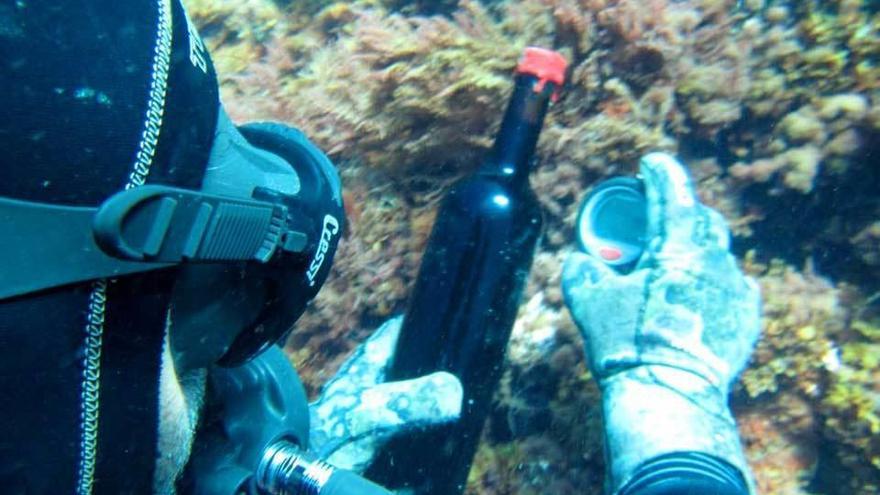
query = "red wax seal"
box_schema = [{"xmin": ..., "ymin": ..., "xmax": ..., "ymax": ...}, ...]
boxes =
[{"xmin": 515, "ymin": 47, "xmax": 568, "ymax": 99}]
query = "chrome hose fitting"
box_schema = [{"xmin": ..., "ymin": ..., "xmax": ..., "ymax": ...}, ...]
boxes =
[{"xmin": 256, "ymin": 441, "xmax": 334, "ymax": 495}]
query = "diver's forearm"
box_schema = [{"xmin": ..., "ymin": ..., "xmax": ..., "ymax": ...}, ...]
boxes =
[{"xmin": 601, "ymin": 366, "xmax": 754, "ymax": 495}]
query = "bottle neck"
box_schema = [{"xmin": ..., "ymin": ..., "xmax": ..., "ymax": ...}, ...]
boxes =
[{"xmin": 482, "ymin": 74, "xmax": 555, "ymax": 184}]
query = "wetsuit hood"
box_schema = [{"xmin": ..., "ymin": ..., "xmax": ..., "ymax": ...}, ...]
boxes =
[{"xmin": 0, "ymin": 0, "xmax": 218, "ymax": 491}]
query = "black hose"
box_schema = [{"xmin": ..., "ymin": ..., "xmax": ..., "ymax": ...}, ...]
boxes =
[{"xmin": 619, "ymin": 452, "xmax": 749, "ymax": 495}]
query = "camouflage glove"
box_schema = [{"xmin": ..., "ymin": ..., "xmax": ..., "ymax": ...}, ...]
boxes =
[
  {"xmin": 562, "ymin": 153, "xmax": 761, "ymax": 495},
  {"xmin": 308, "ymin": 317, "xmax": 463, "ymax": 473}
]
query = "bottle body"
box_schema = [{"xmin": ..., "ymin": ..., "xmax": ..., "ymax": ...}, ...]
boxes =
[
  {"xmin": 368, "ymin": 170, "xmax": 543, "ymax": 494},
  {"xmin": 366, "ymin": 47, "xmax": 566, "ymax": 494},
  {"xmin": 391, "ymin": 173, "xmax": 542, "ymax": 378}
]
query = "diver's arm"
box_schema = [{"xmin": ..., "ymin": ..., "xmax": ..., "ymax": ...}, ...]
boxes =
[
  {"xmin": 562, "ymin": 153, "xmax": 760, "ymax": 495},
  {"xmin": 601, "ymin": 368, "xmax": 750, "ymax": 495}
]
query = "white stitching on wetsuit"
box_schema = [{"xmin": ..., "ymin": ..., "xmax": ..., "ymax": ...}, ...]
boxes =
[
  {"xmin": 75, "ymin": 280, "xmax": 107, "ymax": 495},
  {"xmin": 75, "ymin": 0, "xmax": 173, "ymax": 493},
  {"xmin": 127, "ymin": 0, "xmax": 173, "ymax": 190}
]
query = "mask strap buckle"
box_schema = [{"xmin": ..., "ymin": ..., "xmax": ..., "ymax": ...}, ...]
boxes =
[
  {"xmin": 94, "ymin": 184, "xmax": 309, "ymax": 264},
  {"xmin": 0, "ymin": 185, "xmax": 311, "ymax": 300}
]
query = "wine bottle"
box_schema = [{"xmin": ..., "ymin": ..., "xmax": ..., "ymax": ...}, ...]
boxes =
[{"xmin": 367, "ymin": 47, "xmax": 567, "ymax": 495}]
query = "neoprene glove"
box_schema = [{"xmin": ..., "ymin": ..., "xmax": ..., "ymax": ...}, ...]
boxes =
[
  {"xmin": 308, "ymin": 317, "xmax": 464, "ymax": 472},
  {"xmin": 562, "ymin": 153, "xmax": 761, "ymax": 495}
]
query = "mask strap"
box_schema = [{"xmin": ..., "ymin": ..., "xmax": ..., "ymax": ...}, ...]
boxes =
[{"xmin": 0, "ymin": 185, "xmax": 311, "ymax": 300}]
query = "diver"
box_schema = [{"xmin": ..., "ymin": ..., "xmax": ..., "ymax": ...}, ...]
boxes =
[{"xmin": 0, "ymin": 1, "xmax": 759, "ymax": 495}]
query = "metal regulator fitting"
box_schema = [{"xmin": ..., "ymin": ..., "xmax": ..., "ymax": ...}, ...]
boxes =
[{"xmin": 181, "ymin": 347, "xmax": 391, "ymax": 495}]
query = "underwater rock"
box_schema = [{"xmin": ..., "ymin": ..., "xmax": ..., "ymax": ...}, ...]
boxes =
[
  {"xmin": 818, "ymin": 318, "xmax": 880, "ymax": 494},
  {"xmin": 738, "ymin": 257, "xmax": 845, "ymax": 400},
  {"xmin": 737, "ymin": 395, "xmax": 819, "ymax": 495},
  {"xmin": 185, "ymin": 0, "xmax": 287, "ymax": 75},
  {"xmin": 730, "ymin": 91, "xmax": 871, "ymax": 194},
  {"xmin": 852, "ymin": 222, "xmax": 880, "ymax": 267}
]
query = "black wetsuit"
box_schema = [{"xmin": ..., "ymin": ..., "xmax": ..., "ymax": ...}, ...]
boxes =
[{"xmin": 0, "ymin": 1, "xmax": 218, "ymax": 492}]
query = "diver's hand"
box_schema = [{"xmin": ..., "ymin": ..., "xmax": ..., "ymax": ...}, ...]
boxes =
[
  {"xmin": 308, "ymin": 317, "xmax": 463, "ymax": 473},
  {"xmin": 563, "ymin": 152, "xmax": 761, "ymax": 388},
  {"xmin": 561, "ymin": 153, "xmax": 760, "ymax": 494}
]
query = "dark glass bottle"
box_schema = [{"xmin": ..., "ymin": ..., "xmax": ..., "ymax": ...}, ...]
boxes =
[{"xmin": 367, "ymin": 48, "xmax": 567, "ymax": 495}]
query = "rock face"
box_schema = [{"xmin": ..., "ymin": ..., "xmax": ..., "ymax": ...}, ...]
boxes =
[{"xmin": 187, "ymin": 0, "xmax": 880, "ymax": 493}]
